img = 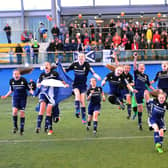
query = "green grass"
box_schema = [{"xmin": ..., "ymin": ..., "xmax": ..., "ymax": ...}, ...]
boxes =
[{"xmin": 0, "ymin": 96, "xmax": 168, "ymax": 168}]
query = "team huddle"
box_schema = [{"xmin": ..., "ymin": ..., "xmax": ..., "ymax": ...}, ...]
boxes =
[{"xmin": 1, "ymin": 53, "xmax": 168, "ymax": 153}]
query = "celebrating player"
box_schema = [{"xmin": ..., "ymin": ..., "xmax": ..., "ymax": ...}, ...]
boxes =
[
  {"xmin": 35, "ymin": 62, "xmax": 68, "ymax": 135},
  {"xmin": 150, "ymin": 62, "xmax": 168, "ymax": 96},
  {"xmin": 86, "ymin": 78, "xmax": 105, "ymax": 134},
  {"xmin": 101, "ymin": 65, "xmax": 126, "ymax": 109},
  {"xmin": 145, "ymin": 90, "xmax": 168, "ymax": 153},
  {"xmin": 65, "ymin": 53, "xmax": 101, "ymax": 124},
  {"xmin": 121, "ymin": 64, "xmax": 134, "ymax": 119},
  {"xmin": 1, "ymin": 69, "xmax": 33, "ymax": 135},
  {"xmin": 133, "ymin": 53, "xmax": 155, "ymax": 130}
]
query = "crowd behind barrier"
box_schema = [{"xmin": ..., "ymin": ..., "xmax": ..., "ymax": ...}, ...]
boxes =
[
  {"xmin": 0, "ymin": 18, "xmax": 168, "ymax": 65},
  {"xmin": 1, "ymin": 18, "xmax": 168, "ymax": 44}
]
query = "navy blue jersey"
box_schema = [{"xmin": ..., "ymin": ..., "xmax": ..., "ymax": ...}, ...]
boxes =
[
  {"xmin": 87, "ymin": 86, "xmax": 102, "ymax": 104},
  {"xmin": 66, "ymin": 61, "xmax": 94, "ymax": 86},
  {"xmin": 105, "ymin": 71, "xmax": 125, "ymax": 91},
  {"xmin": 149, "ymin": 99, "xmax": 168, "ymax": 119},
  {"xmin": 10, "ymin": 77, "xmax": 29, "ymax": 98},
  {"xmin": 134, "ymin": 70, "xmax": 150, "ymax": 90},
  {"xmin": 153, "ymin": 71, "xmax": 168, "ymax": 89},
  {"xmin": 38, "ymin": 71, "xmax": 62, "ymax": 83},
  {"xmin": 122, "ymin": 73, "xmax": 133, "ymax": 88}
]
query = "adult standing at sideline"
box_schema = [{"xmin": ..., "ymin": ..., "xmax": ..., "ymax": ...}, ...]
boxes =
[
  {"xmin": 4, "ymin": 24, "xmax": 12, "ymax": 43},
  {"xmin": 15, "ymin": 43, "xmax": 23, "ymax": 64},
  {"xmin": 32, "ymin": 40, "xmax": 40, "ymax": 64}
]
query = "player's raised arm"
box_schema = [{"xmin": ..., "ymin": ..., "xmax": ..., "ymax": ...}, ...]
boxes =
[
  {"xmin": 114, "ymin": 52, "xmax": 119, "ymax": 66},
  {"xmin": 133, "ymin": 52, "xmax": 138, "ymax": 70},
  {"xmin": 101, "ymin": 77, "xmax": 107, "ymax": 86}
]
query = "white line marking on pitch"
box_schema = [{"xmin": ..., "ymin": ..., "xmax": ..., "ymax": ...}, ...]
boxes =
[{"xmin": 0, "ymin": 135, "xmax": 153, "ymax": 144}]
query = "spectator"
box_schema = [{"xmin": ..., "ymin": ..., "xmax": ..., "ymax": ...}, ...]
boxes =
[
  {"xmin": 133, "ymin": 32, "xmax": 141, "ymax": 45},
  {"xmin": 122, "ymin": 33, "xmax": 128, "ymax": 46},
  {"xmin": 153, "ymin": 38, "xmax": 161, "ymax": 59},
  {"xmin": 146, "ymin": 39, "xmax": 153, "ymax": 59},
  {"xmin": 105, "ymin": 33, "xmax": 112, "ymax": 43},
  {"xmin": 152, "ymin": 30, "xmax": 160, "ymax": 44},
  {"xmin": 38, "ymin": 22, "xmax": 48, "ymax": 42},
  {"xmin": 146, "ymin": 26, "xmax": 153, "ymax": 43},
  {"xmin": 51, "ymin": 24, "xmax": 60, "ymax": 40},
  {"xmin": 76, "ymin": 39, "xmax": 83, "ymax": 52},
  {"xmin": 131, "ymin": 39, "xmax": 139, "ymax": 51},
  {"xmin": 118, "ymin": 43, "xmax": 125, "ymax": 60},
  {"xmin": 104, "ymin": 38, "xmax": 111, "ymax": 49},
  {"xmin": 83, "ymin": 32, "xmax": 90, "ymax": 46},
  {"xmin": 46, "ymin": 40, "xmax": 56, "ymax": 63},
  {"xmin": 112, "ymin": 32, "xmax": 121, "ymax": 47},
  {"xmin": 56, "ymin": 39, "xmax": 64, "ymax": 62},
  {"xmin": 32, "ymin": 40, "xmax": 40, "ymax": 64},
  {"xmin": 21, "ymin": 30, "xmax": 33, "ymax": 43},
  {"xmin": 15, "ymin": 43, "xmax": 23, "ymax": 64},
  {"xmin": 139, "ymin": 38, "xmax": 147, "ymax": 60},
  {"xmin": 70, "ymin": 39, "xmax": 77, "ymax": 52},
  {"xmin": 84, "ymin": 41, "xmax": 91, "ymax": 53},
  {"xmin": 126, "ymin": 27, "xmax": 134, "ymax": 43},
  {"xmin": 96, "ymin": 33, "xmax": 103, "ymax": 43},
  {"xmin": 23, "ymin": 43, "xmax": 31, "ymax": 64},
  {"xmin": 8, "ymin": 48, "xmax": 14, "ymax": 64},
  {"xmin": 68, "ymin": 23, "xmax": 74, "ymax": 39},
  {"xmin": 64, "ymin": 38, "xmax": 71, "ymax": 62},
  {"xmin": 64, "ymin": 33, "xmax": 70, "ymax": 43},
  {"xmin": 81, "ymin": 23, "xmax": 88, "ymax": 41},
  {"xmin": 97, "ymin": 39, "xmax": 104, "ymax": 50},
  {"xmin": 142, "ymin": 21, "xmax": 148, "ymax": 34},
  {"xmin": 90, "ymin": 23, "xmax": 95, "ymax": 41},
  {"xmin": 3, "ymin": 24, "xmax": 11, "ymax": 43},
  {"xmin": 125, "ymin": 40, "xmax": 132, "ymax": 60},
  {"xmin": 116, "ymin": 20, "xmax": 122, "ymax": 37},
  {"xmin": 109, "ymin": 19, "xmax": 116, "ymax": 36},
  {"xmin": 160, "ymin": 37, "xmax": 166, "ymax": 49}
]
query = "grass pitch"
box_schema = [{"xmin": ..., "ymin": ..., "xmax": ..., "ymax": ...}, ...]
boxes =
[{"xmin": 0, "ymin": 96, "xmax": 168, "ymax": 168}]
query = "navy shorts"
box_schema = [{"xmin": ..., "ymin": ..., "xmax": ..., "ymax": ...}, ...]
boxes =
[
  {"xmin": 73, "ymin": 84, "xmax": 87, "ymax": 94},
  {"xmin": 150, "ymin": 117, "xmax": 165, "ymax": 129},
  {"xmin": 135, "ymin": 89, "xmax": 145, "ymax": 104},
  {"xmin": 121, "ymin": 88, "xmax": 130, "ymax": 99},
  {"xmin": 88, "ymin": 103, "xmax": 101, "ymax": 116},
  {"xmin": 12, "ymin": 96, "xmax": 27, "ymax": 110},
  {"xmin": 39, "ymin": 93, "xmax": 55, "ymax": 105},
  {"xmin": 109, "ymin": 87, "xmax": 123, "ymax": 101}
]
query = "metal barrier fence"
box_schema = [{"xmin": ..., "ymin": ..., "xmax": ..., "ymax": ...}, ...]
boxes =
[{"xmin": 0, "ymin": 49, "xmax": 167, "ymax": 65}]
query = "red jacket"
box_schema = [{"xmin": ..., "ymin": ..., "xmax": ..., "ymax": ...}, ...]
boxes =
[
  {"xmin": 152, "ymin": 34, "xmax": 160, "ymax": 43},
  {"xmin": 131, "ymin": 42, "xmax": 139, "ymax": 50}
]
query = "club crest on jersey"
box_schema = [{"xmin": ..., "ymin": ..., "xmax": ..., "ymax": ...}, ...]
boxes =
[{"xmin": 21, "ymin": 81, "xmax": 24, "ymax": 85}]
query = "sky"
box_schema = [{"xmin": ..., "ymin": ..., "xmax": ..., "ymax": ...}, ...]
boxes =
[{"xmin": 0, "ymin": 0, "xmax": 165, "ymax": 10}]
